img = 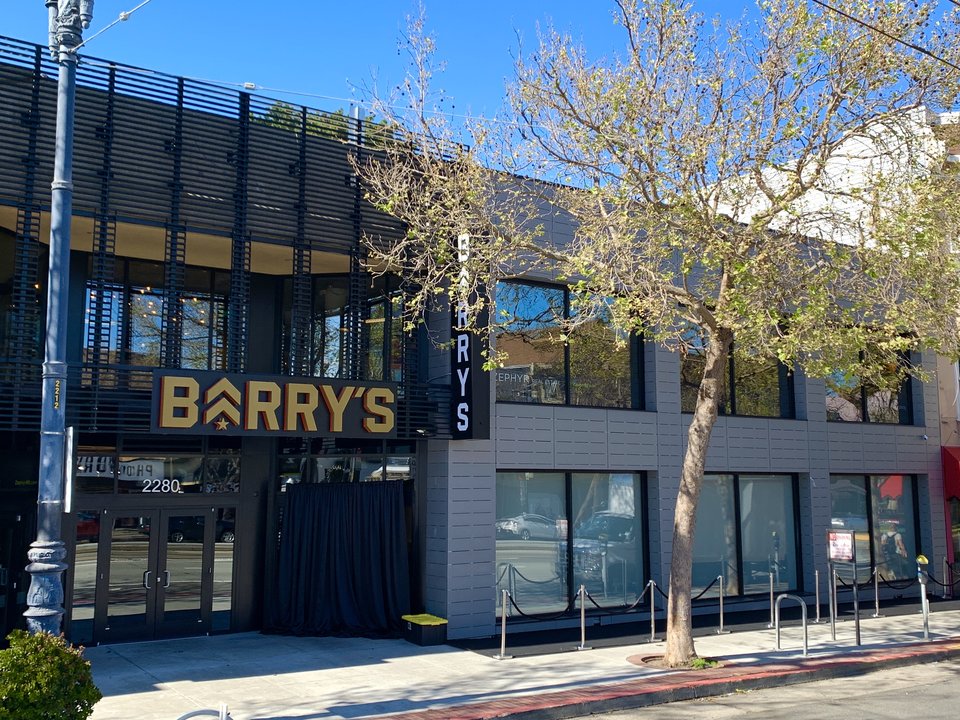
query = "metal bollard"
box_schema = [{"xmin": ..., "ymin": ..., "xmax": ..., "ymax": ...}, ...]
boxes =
[
  {"xmin": 716, "ymin": 574, "xmax": 730, "ymax": 634},
  {"xmin": 494, "ymin": 590, "xmax": 512, "ymax": 660},
  {"xmin": 767, "ymin": 572, "xmax": 775, "ymax": 628},
  {"xmin": 648, "ymin": 580, "xmax": 660, "ymax": 642},
  {"xmin": 872, "ymin": 567, "xmax": 883, "ymax": 618},
  {"xmin": 577, "ymin": 584, "xmax": 592, "ymax": 651}
]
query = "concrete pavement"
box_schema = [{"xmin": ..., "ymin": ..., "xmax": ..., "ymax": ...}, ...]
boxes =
[{"xmin": 84, "ymin": 602, "xmax": 960, "ymax": 720}]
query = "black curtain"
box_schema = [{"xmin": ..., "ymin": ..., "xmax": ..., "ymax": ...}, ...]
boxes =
[{"xmin": 265, "ymin": 481, "xmax": 410, "ymax": 636}]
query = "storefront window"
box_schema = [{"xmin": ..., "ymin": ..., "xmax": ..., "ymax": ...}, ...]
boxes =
[
  {"xmin": 739, "ymin": 475, "xmax": 797, "ymax": 593},
  {"xmin": 830, "ymin": 474, "xmax": 918, "ymax": 581},
  {"xmin": 495, "ymin": 472, "xmax": 567, "ymax": 614},
  {"xmin": 694, "ymin": 474, "xmax": 799, "ymax": 597},
  {"xmin": 693, "ymin": 475, "xmax": 739, "ymax": 596},
  {"xmin": 74, "ymin": 449, "xmax": 239, "ymax": 496},
  {"xmin": 870, "ymin": 474, "xmax": 917, "ymax": 580},
  {"xmin": 495, "ymin": 471, "xmax": 645, "ymax": 616},
  {"xmin": 571, "ymin": 473, "xmax": 643, "ymax": 603}
]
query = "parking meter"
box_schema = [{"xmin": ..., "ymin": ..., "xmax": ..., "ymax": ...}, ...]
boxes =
[{"xmin": 917, "ymin": 553, "xmax": 930, "ymax": 640}]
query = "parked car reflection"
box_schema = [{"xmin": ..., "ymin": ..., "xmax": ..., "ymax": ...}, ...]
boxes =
[
  {"xmin": 168, "ymin": 516, "xmax": 236, "ymax": 544},
  {"xmin": 495, "ymin": 513, "xmax": 558, "ymax": 541},
  {"xmin": 568, "ymin": 511, "xmax": 640, "ymax": 599}
]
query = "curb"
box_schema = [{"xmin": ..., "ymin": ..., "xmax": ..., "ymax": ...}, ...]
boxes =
[{"xmin": 381, "ymin": 638, "xmax": 960, "ymax": 720}]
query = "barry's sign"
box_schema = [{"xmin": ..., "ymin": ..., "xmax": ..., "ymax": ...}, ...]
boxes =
[{"xmin": 153, "ymin": 370, "xmax": 396, "ymax": 437}]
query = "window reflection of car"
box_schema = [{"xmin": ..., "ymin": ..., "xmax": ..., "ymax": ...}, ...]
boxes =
[
  {"xmin": 75, "ymin": 512, "xmax": 100, "ymax": 543},
  {"xmin": 495, "ymin": 513, "xmax": 557, "ymax": 540},
  {"xmin": 168, "ymin": 517, "xmax": 235, "ymax": 544},
  {"xmin": 570, "ymin": 512, "xmax": 638, "ymax": 589}
]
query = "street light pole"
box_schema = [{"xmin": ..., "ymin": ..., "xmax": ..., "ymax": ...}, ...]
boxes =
[{"xmin": 24, "ymin": 0, "xmax": 94, "ymax": 635}]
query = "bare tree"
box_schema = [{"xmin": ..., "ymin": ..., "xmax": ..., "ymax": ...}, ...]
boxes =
[{"xmin": 357, "ymin": 0, "xmax": 960, "ymax": 666}]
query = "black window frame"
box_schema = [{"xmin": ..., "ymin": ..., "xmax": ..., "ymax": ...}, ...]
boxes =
[
  {"xmin": 681, "ymin": 345, "xmax": 795, "ymax": 419},
  {"xmin": 493, "ymin": 279, "xmax": 645, "ymax": 410}
]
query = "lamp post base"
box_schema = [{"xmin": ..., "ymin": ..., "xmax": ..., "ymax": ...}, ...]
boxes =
[{"xmin": 24, "ymin": 540, "xmax": 67, "ymax": 635}]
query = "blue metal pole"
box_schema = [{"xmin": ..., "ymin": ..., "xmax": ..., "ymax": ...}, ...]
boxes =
[{"xmin": 24, "ymin": 0, "xmax": 93, "ymax": 636}]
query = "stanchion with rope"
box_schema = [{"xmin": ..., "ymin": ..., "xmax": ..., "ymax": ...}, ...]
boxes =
[
  {"xmin": 813, "ymin": 569, "xmax": 822, "ymax": 623},
  {"xmin": 829, "ymin": 563, "xmax": 836, "ymax": 641},
  {"xmin": 716, "ymin": 574, "xmax": 730, "ymax": 634},
  {"xmin": 767, "ymin": 572, "xmax": 775, "ymax": 628},
  {"xmin": 944, "ymin": 557, "xmax": 953, "ymax": 600},
  {"xmin": 872, "ymin": 567, "xmax": 883, "ymax": 618},
  {"xmin": 494, "ymin": 589, "xmax": 512, "ymax": 660},
  {"xmin": 648, "ymin": 580, "xmax": 661, "ymax": 642},
  {"xmin": 576, "ymin": 584, "xmax": 592, "ymax": 651}
]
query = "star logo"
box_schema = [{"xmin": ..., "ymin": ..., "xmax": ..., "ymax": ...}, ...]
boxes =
[{"xmin": 214, "ymin": 417, "xmax": 229, "ymax": 431}]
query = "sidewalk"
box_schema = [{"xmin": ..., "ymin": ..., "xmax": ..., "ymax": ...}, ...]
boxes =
[{"xmin": 85, "ymin": 603, "xmax": 960, "ymax": 720}]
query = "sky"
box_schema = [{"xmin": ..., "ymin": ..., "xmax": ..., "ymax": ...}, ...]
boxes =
[{"xmin": 1, "ymin": 1, "xmax": 761, "ymax": 117}]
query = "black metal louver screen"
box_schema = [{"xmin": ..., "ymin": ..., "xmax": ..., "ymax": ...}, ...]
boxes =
[{"xmin": 0, "ymin": 35, "xmax": 448, "ymax": 440}]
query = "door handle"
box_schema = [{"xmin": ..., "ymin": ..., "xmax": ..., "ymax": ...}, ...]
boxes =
[
  {"xmin": 143, "ymin": 570, "xmax": 151, "ymax": 589},
  {"xmin": 162, "ymin": 570, "xmax": 171, "ymax": 589}
]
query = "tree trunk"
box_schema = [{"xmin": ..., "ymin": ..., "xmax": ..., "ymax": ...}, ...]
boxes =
[{"xmin": 663, "ymin": 327, "xmax": 732, "ymax": 666}]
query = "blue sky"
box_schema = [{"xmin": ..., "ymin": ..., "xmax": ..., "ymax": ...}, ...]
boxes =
[{"xmin": 3, "ymin": 1, "xmax": 760, "ymax": 116}]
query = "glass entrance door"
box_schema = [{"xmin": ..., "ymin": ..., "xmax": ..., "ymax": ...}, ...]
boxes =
[{"xmin": 69, "ymin": 506, "xmax": 233, "ymax": 644}]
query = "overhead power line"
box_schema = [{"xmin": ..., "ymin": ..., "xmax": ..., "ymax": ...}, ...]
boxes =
[{"xmin": 809, "ymin": 0, "xmax": 960, "ymax": 73}]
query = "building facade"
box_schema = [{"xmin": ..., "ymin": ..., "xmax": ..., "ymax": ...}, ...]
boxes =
[{"xmin": 0, "ymin": 36, "xmax": 951, "ymax": 645}]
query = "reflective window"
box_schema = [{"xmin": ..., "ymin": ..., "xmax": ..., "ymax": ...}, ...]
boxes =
[
  {"xmin": 825, "ymin": 361, "xmax": 912, "ymax": 424},
  {"xmin": 83, "ymin": 260, "xmax": 229, "ymax": 371},
  {"xmin": 70, "ymin": 511, "xmax": 100, "ymax": 645},
  {"xmin": 571, "ymin": 473, "xmax": 643, "ymax": 603},
  {"xmin": 495, "ymin": 282, "xmax": 640, "ymax": 408},
  {"xmin": 494, "ymin": 283, "xmax": 566, "ymax": 404},
  {"xmin": 496, "ymin": 471, "xmax": 645, "ymax": 616},
  {"xmin": 693, "ymin": 475, "xmax": 739, "ymax": 596},
  {"xmin": 278, "ymin": 447, "xmax": 414, "ymax": 491},
  {"xmin": 569, "ymin": 305, "xmax": 632, "ymax": 408},
  {"xmin": 694, "ymin": 474, "xmax": 799, "ymax": 597},
  {"xmin": 75, "ymin": 449, "xmax": 239, "ymax": 496},
  {"xmin": 681, "ymin": 336, "xmax": 792, "ymax": 418},
  {"xmin": 870, "ymin": 475, "xmax": 917, "ymax": 581},
  {"xmin": 739, "ymin": 475, "xmax": 797, "ymax": 593},
  {"xmin": 495, "ymin": 472, "xmax": 567, "ymax": 614},
  {"xmin": 212, "ymin": 507, "xmax": 234, "ymax": 631},
  {"xmin": 830, "ymin": 474, "xmax": 918, "ymax": 581},
  {"xmin": 282, "ymin": 274, "xmax": 407, "ymax": 382}
]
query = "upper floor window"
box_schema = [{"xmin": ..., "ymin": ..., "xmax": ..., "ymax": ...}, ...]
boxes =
[
  {"xmin": 83, "ymin": 259, "xmax": 228, "ymax": 370},
  {"xmin": 281, "ymin": 274, "xmax": 407, "ymax": 382},
  {"xmin": 680, "ymin": 337, "xmax": 794, "ymax": 418},
  {"xmin": 493, "ymin": 281, "xmax": 640, "ymax": 409},
  {"xmin": 825, "ymin": 356, "xmax": 913, "ymax": 424}
]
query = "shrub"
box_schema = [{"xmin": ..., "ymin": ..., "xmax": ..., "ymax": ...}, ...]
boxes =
[{"xmin": 0, "ymin": 630, "xmax": 101, "ymax": 720}]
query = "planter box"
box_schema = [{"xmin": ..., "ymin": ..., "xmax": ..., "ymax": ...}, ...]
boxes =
[{"xmin": 401, "ymin": 614, "xmax": 447, "ymax": 646}]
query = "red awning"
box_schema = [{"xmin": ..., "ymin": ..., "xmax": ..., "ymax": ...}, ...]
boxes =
[{"xmin": 941, "ymin": 447, "xmax": 960, "ymax": 500}]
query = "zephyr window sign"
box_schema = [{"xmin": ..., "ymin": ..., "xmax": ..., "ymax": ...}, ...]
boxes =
[{"xmin": 153, "ymin": 370, "xmax": 397, "ymax": 437}]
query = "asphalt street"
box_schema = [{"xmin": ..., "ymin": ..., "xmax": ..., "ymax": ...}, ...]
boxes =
[{"xmin": 589, "ymin": 657, "xmax": 960, "ymax": 720}]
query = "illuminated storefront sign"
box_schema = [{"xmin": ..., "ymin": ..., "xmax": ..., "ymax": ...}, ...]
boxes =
[{"xmin": 153, "ymin": 370, "xmax": 396, "ymax": 437}]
